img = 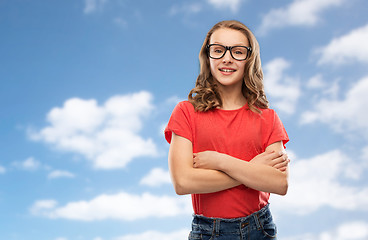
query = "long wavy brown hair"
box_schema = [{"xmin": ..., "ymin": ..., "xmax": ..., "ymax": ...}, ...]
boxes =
[{"xmin": 188, "ymin": 20, "xmax": 268, "ymax": 113}]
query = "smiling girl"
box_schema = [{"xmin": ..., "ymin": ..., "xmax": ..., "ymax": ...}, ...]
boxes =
[{"xmin": 165, "ymin": 20, "xmax": 290, "ymax": 240}]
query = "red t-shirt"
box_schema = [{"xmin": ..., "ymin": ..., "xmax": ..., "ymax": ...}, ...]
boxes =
[{"xmin": 165, "ymin": 101, "xmax": 289, "ymax": 218}]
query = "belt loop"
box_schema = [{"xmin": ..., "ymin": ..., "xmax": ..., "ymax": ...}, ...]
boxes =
[
  {"xmin": 212, "ymin": 219, "xmax": 220, "ymax": 236},
  {"xmin": 254, "ymin": 213, "xmax": 261, "ymax": 230}
]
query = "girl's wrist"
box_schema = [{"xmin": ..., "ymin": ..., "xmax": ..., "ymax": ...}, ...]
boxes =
[{"xmin": 217, "ymin": 152, "xmax": 229, "ymax": 171}]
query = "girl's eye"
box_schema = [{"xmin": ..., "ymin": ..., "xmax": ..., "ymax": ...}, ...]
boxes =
[
  {"xmin": 233, "ymin": 49, "xmax": 246, "ymax": 55},
  {"xmin": 214, "ymin": 49, "xmax": 224, "ymax": 53}
]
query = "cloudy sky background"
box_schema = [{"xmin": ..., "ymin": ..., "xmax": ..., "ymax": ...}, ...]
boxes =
[{"xmin": 1, "ymin": 0, "xmax": 368, "ymax": 239}]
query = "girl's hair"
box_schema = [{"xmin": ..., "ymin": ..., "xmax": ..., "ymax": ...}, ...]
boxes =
[{"xmin": 188, "ymin": 20, "xmax": 268, "ymax": 113}]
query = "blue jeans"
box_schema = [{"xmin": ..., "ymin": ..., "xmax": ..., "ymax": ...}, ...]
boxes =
[{"xmin": 188, "ymin": 204, "xmax": 277, "ymax": 240}]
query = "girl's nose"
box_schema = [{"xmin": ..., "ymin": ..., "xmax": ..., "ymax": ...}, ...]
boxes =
[{"xmin": 222, "ymin": 50, "xmax": 233, "ymax": 63}]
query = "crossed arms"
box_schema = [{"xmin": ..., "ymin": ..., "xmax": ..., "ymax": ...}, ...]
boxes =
[{"xmin": 168, "ymin": 132, "xmax": 289, "ymax": 196}]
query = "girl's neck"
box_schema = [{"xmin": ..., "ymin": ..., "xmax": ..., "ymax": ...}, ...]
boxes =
[{"xmin": 218, "ymin": 86, "xmax": 247, "ymax": 110}]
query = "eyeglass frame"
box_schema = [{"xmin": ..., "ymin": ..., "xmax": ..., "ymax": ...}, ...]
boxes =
[{"xmin": 206, "ymin": 44, "xmax": 252, "ymax": 61}]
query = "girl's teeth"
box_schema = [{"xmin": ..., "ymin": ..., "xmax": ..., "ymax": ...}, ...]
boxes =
[{"xmin": 221, "ymin": 69, "xmax": 235, "ymax": 72}]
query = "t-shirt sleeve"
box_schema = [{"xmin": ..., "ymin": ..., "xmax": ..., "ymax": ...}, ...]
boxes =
[
  {"xmin": 263, "ymin": 109, "xmax": 289, "ymax": 149},
  {"xmin": 164, "ymin": 102, "xmax": 193, "ymax": 144}
]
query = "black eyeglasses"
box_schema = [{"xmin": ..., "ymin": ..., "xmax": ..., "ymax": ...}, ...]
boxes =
[{"xmin": 207, "ymin": 44, "xmax": 252, "ymax": 61}]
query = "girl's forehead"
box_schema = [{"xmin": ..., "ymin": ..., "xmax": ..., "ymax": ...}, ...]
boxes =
[{"xmin": 209, "ymin": 28, "xmax": 249, "ymax": 46}]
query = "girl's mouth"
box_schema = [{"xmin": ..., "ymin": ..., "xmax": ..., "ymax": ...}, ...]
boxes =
[{"xmin": 219, "ymin": 68, "xmax": 236, "ymax": 72}]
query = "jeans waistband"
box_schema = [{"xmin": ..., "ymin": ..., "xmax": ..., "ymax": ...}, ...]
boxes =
[{"xmin": 192, "ymin": 204, "xmax": 272, "ymax": 235}]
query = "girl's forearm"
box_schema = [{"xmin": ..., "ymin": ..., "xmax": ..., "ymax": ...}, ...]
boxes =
[
  {"xmin": 217, "ymin": 154, "xmax": 288, "ymax": 195},
  {"xmin": 171, "ymin": 167, "xmax": 241, "ymax": 195}
]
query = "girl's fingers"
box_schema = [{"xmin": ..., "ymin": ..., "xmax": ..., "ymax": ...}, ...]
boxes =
[
  {"xmin": 262, "ymin": 151, "xmax": 280, "ymax": 161},
  {"xmin": 273, "ymin": 158, "xmax": 289, "ymax": 170},
  {"xmin": 271, "ymin": 154, "xmax": 287, "ymax": 165},
  {"xmin": 269, "ymin": 151, "xmax": 286, "ymax": 159}
]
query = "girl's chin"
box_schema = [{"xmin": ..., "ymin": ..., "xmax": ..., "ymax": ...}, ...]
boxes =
[
  {"xmin": 214, "ymin": 76, "xmax": 242, "ymax": 85},
  {"xmin": 215, "ymin": 80, "xmax": 243, "ymax": 88}
]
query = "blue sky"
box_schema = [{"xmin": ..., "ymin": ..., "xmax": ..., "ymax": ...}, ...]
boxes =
[{"xmin": 1, "ymin": 0, "xmax": 368, "ymax": 239}]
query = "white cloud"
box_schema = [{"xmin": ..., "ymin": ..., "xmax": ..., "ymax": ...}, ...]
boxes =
[
  {"xmin": 306, "ymin": 74, "xmax": 326, "ymax": 89},
  {"xmin": 13, "ymin": 157, "xmax": 41, "ymax": 171},
  {"xmin": 263, "ymin": 58, "xmax": 301, "ymax": 114},
  {"xmin": 206, "ymin": 0, "xmax": 242, "ymax": 13},
  {"xmin": 306, "ymin": 74, "xmax": 340, "ymax": 102},
  {"xmin": 258, "ymin": 0, "xmax": 345, "ymax": 34},
  {"xmin": 284, "ymin": 221, "xmax": 368, "ymax": 240},
  {"xmin": 30, "ymin": 191, "xmax": 192, "ymax": 221},
  {"xmin": 334, "ymin": 221, "xmax": 368, "ymax": 240},
  {"xmin": 300, "ymin": 76, "xmax": 368, "ymax": 137},
  {"xmin": 29, "ymin": 91, "xmax": 158, "ymax": 169},
  {"xmin": 0, "ymin": 165, "xmax": 5, "ymax": 174},
  {"xmin": 169, "ymin": 3, "xmax": 202, "ymax": 16},
  {"xmin": 321, "ymin": 78, "xmax": 340, "ymax": 99},
  {"xmin": 271, "ymin": 149, "xmax": 368, "ymax": 215},
  {"xmin": 363, "ymin": 146, "xmax": 368, "ymax": 161},
  {"xmin": 159, "ymin": 122, "xmax": 168, "ymax": 138},
  {"xmin": 165, "ymin": 95, "xmax": 183, "ymax": 105},
  {"xmin": 48, "ymin": 170, "xmax": 75, "ymax": 179},
  {"xmin": 84, "ymin": 0, "xmax": 107, "ymax": 14},
  {"xmin": 317, "ymin": 24, "xmax": 368, "ymax": 65},
  {"xmin": 114, "ymin": 229, "xmax": 189, "ymax": 240},
  {"xmin": 30, "ymin": 199, "xmax": 58, "ymax": 216},
  {"xmin": 169, "ymin": 0, "xmax": 242, "ymax": 16},
  {"xmin": 140, "ymin": 168, "xmax": 172, "ymax": 187},
  {"xmin": 158, "ymin": 96, "xmax": 183, "ymax": 136}
]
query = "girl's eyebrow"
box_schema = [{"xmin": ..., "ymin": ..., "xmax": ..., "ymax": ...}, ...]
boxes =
[{"xmin": 210, "ymin": 41, "xmax": 248, "ymax": 46}]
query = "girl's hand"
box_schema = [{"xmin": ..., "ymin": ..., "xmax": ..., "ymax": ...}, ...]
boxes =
[
  {"xmin": 250, "ymin": 151, "xmax": 290, "ymax": 172},
  {"xmin": 193, "ymin": 151, "xmax": 223, "ymax": 170}
]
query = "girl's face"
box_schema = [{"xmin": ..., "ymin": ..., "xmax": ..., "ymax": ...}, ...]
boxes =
[{"xmin": 208, "ymin": 28, "xmax": 249, "ymax": 90}]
